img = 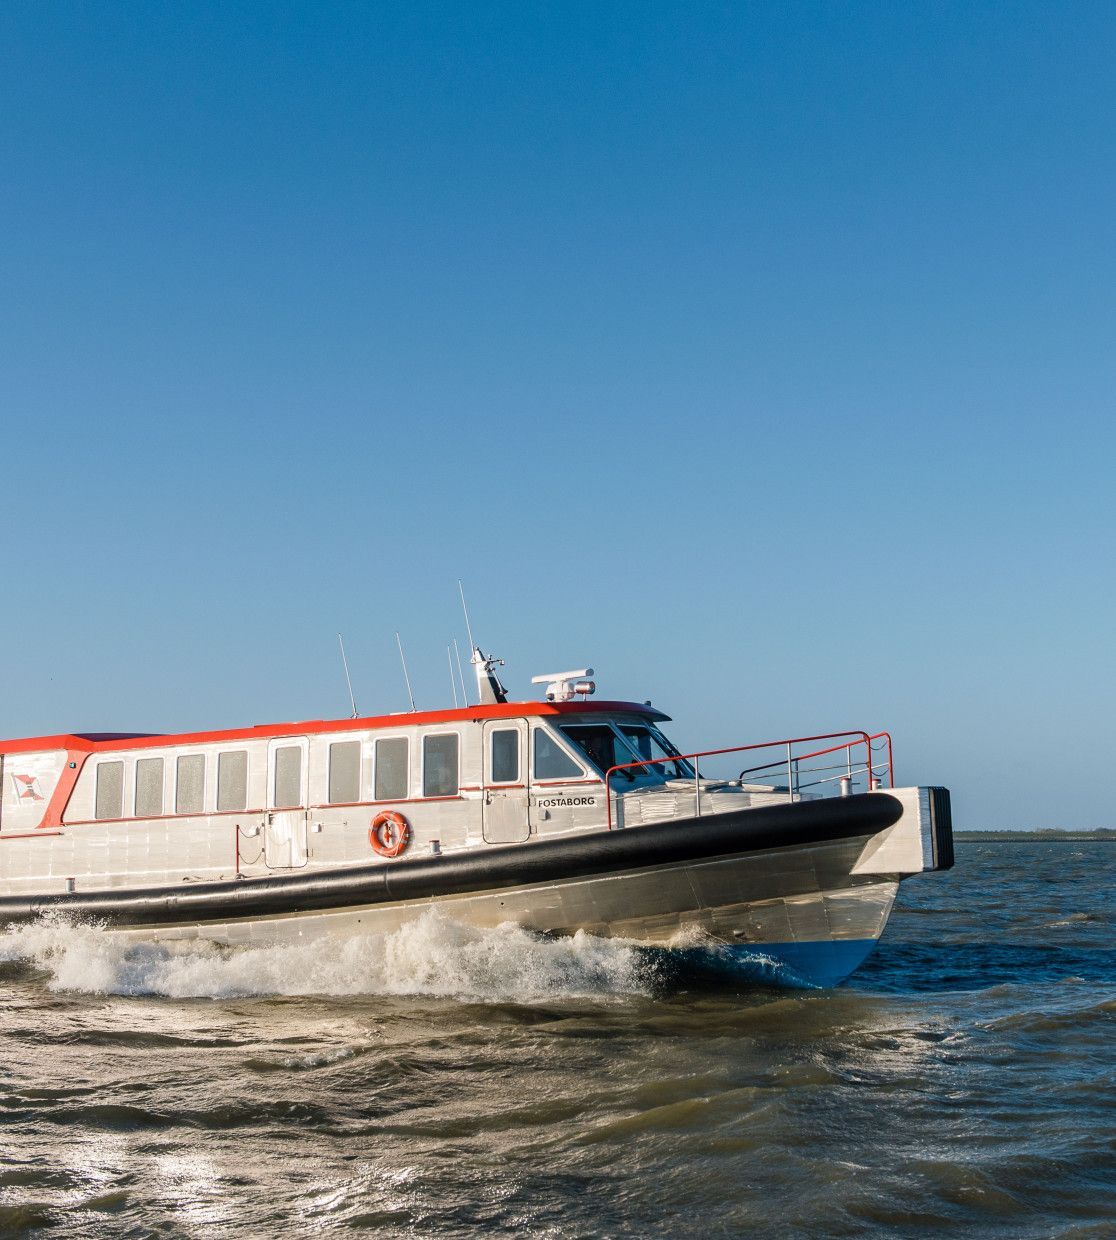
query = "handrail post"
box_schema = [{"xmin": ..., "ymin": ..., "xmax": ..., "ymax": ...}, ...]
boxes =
[
  {"xmin": 694, "ymin": 755, "xmax": 700, "ymax": 819},
  {"xmin": 786, "ymin": 743, "xmax": 793, "ymax": 802}
]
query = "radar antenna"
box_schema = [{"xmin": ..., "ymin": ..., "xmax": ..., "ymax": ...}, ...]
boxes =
[{"xmin": 531, "ymin": 669, "xmax": 596, "ymax": 702}]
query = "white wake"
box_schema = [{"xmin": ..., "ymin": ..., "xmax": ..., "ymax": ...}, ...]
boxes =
[{"xmin": 0, "ymin": 911, "xmax": 653, "ymax": 1002}]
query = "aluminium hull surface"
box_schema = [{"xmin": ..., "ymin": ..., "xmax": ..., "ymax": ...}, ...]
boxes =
[{"xmin": 0, "ymin": 793, "xmax": 917, "ymax": 985}]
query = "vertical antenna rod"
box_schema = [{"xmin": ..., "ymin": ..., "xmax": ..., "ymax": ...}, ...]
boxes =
[
  {"xmin": 447, "ymin": 646, "xmax": 460, "ymax": 708},
  {"xmin": 458, "ymin": 580, "xmax": 476, "ymax": 653},
  {"xmin": 395, "ymin": 632, "xmax": 417, "ymax": 712},
  {"xmin": 453, "ymin": 637, "xmax": 469, "ymax": 707},
  {"xmin": 337, "ymin": 633, "xmax": 359, "ymax": 718}
]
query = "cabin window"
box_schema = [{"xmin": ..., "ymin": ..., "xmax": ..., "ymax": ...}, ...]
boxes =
[
  {"xmin": 490, "ymin": 729, "xmax": 519, "ymax": 784},
  {"xmin": 328, "ymin": 741, "xmax": 361, "ymax": 804},
  {"xmin": 559, "ymin": 724, "xmax": 645, "ymax": 779},
  {"xmin": 533, "ymin": 728, "xmax": 583, "ymax": 780},
  {"xmin": 176, "ymin": 754, "xmax": 206, "ymax": 815},
  {"xmin": 273, "ymin": 745, "xmax": 303, "ymax": 809},
  {"xmin": 95, "ymin": 761, "xmax": 125, "ymax": 820},
  {"xmin": 134, "ymin": 757, "xmax": 164, "ymax": 817},
  {"xmin": 374, "ymin": 737, "xmax": 408, "ymax": 800},
  {"xmin": 423, "ymin": 734, "xmax": 459, "ymax": 797},
  {"xmin": 217, "ymin": 750, "xmax": 248, "ymax": 812},
  {"xmin": 616, "ymin": 724, "xmax": 694, "ymax": 780}
]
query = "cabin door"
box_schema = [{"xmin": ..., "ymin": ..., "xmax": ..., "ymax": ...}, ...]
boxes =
[
  {"xmin": 265, "ymin": 738, "xmax": 309, "ymax": 868},
  {"xmin": 482, "ymin": 720, "xmax": 530, "ymax": 843}
]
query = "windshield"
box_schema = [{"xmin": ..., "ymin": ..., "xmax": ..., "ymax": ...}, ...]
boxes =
[
  {"xmin": 617, "ymin": 723, "xmax": 694, "ymax": 780},
  {"xmin": 559, "ymin": 725, "xmax": 632, "ymax": 778},
  {"xmin": 559, "ymin": 721, "xmax": 693, "ymax": 781}
]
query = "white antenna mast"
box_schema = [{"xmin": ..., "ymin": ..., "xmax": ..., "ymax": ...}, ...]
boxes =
[
  {"xmin": 447, "ymin": 646, "xmax": 460, "ymax": 708},
  {"xmin": 458, "ymin": 579, "xmax": 476, "ymax": 652},
  {"xmin": 395, "ymin": 632, "xmax": 417, "ymax": 712},
  {"xmin": 457, "ymin": 579, "xmax": 508, "ymax": 705},
  {"xmin": 337, "ymin": 633, "xmax": 359, "ymax": 718},
  {"xmin": 453, "ymin": 637, "xmax": 469, "ymax": 706}
]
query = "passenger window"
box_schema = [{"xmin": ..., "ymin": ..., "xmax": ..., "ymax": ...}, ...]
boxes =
[
  {"xmin": 176, "ymin": 754, "xmax": 206, "ymax": 815},
  {"xmin": 490, "ymin": 729, "xmax": 519, "ymax": 783},
  {"xmin": 272, "ymin": 746, "xmax": 303, "ymax": 808},
  {"xmin": 217, "ymin": 750, "xmax": 248, "ymax": 812},
  {"xmin": 328, "ymin": 740, "xmax": 361, "ymax": 804},
  {"xmin": 134, "ymin": 757, "xmax": 164, "ymax": 817},
  {"xmin": 95, "ymin": 761, "xmax": 125, "ymax": 820},
  {"xmin": 423, "ymin": 734, "xmax": 459, "ymax": 797},
  {"xmin": 375, "ymin": 737, "xmax": 408, "ymax": 801},
  {"xmin": 533, "ymin": 729, "xmax": 583, "ymax": 780}
]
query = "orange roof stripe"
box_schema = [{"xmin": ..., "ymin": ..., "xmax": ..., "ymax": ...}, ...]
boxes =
[{"xmin": 0, "ymin": 699, "xmax": 667, "ymax": 755}]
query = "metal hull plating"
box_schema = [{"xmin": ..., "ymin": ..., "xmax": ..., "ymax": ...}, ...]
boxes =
[
  {"xmin": 2, "ymin": 799, "xmax": 918, "ymax": 985},
  {"xmin": 88, "ymin": 837, "xmax": 897, "ymax": 987}
]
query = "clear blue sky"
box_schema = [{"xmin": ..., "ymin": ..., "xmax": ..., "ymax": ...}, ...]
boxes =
[{"xmin": 2, "ymin": 2, "xmax": 1114, "ymax": 827}]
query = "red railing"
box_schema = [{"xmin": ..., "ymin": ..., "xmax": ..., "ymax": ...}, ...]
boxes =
[{"xmin": 604, "ymin": 729, "xmax": 894, "ymax": 831}]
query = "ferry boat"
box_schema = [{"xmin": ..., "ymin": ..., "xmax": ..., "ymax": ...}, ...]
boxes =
[{"xmin": 0, "ymin": 648, "xmax": 953, "ymax": 987}]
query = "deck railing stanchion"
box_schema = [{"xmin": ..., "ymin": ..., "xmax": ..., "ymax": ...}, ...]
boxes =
[{"xmin": 604, "ymin": 730, "xmax": 880, "ymax": 829}]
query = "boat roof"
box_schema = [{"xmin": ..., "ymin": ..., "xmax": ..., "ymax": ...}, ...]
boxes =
[{"xmin": 0, "ymin": 699, "xmax": 670, "ymax": 756}]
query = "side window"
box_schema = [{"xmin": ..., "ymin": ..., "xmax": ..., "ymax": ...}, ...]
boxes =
[
  {"xmin": 176, "ymin": 754, "xmax": 206, "ymax": 815},
  {"xmin": 328, "ymin": 740, "xmax": 361, "ymax": 804},
  {"xmin": 423, "ymin": 734, "xmax": 459, "ymax": 797},
  {"xmin": 95, "ymin": 761, "xmax": 125, "ymax": 820},
  {"xmin": 217, "ymin": 750, "xmax": 248, "ymax": 812},
  {"xmin": 273, "ymin": 745, "xmax": 303, "ymax": 809},
  {"xmin": 134, "ymin": 757, "xmax": 164, "ymax": 817},
  {"xmin": 374, "ymin": 737, "xmax": 408, "ymax": 801},
  {"xmin": 490, "ymin": 729, "xmax": 519, "ymax": 783},
  {"xmin": 533, "ymin": 729, "xmax": 583, "ymax": 780}
]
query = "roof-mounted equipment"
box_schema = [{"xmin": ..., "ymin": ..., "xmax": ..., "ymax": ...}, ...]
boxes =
[
  {"xmin": 531, "ymin": 669, "xmax": 596, "ymax": 702},
  {"xmin": 471, "ymin": 648, "xmax": 509, "ymax": 705}
]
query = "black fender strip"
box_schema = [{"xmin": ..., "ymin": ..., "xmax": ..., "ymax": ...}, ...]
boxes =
[{"xmin": 0, "ymin": 792, "xmax": 904, "ymax": 927}]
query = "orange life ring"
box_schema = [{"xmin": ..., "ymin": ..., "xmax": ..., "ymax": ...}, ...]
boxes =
[{"xmin": 369, "ymin": 810, "xmax": 411, "ymax": 858}]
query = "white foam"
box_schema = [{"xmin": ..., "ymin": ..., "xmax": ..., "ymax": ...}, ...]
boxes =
[{"xmin": 0, "ymin": 911, "xmax": 652, "ymax": 1003}]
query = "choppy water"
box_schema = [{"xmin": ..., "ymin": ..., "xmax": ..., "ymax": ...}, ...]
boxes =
[{"xmin": 1, "ymin": 843, "xmax": 1113, "ymax": 1238}]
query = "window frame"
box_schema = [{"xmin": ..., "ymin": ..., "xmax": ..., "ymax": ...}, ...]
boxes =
[
  {"xmin": 175, "ymin": 752, "xmax": 208, "ymax": 816},
  {"xmin": 94, "ymin": 759, "xmax": 126, "ymax": 821},
  {"xmin": 216, "ymin": 748, "xmax": 249, "ymax": 813},
  {"xmin": 373, "ymin": 735, "xmax": 410, "ymax": 802},
  {"xmin": 531, "ymin": 725, "xmax": 590, "ymax": 783},
  {"xmin": 327, "ymin": 739, "xmax": 363, "ymax": 805},
  {"xmin": 271, "ymin": 743, "xmax": 305, "ymax": 810},
  {"xmin": 422, "ymin": 731, "xmax": 460, "ymax": 799},
  {"xmin": 488, "ymin": 727, "xmax": 521, "ymax": 786},
  {"xmin": 134, "ymin": 755, "xmax": 165, "ymax": 818}
]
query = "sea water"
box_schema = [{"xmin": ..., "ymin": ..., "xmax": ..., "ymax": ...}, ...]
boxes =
[{"xmin": 0, "ymin": 843, "xmax": 1112, "ymax": 1237}]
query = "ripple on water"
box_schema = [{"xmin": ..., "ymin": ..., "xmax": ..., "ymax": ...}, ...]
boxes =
[{"xmin": 0, "ymin": 842, "xmax": 1111, "ymax": 1237}]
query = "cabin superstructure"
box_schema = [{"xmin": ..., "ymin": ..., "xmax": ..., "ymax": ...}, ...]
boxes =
[{"xmin": 0, "ymin": 700, "xmax": 701, "ymax": 893}]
